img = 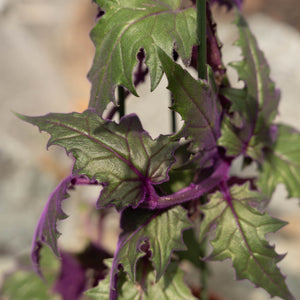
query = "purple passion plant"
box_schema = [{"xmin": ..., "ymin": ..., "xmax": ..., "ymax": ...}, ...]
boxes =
[{"xmin": 4, "ymin": 0, "xmax": 299, "ymax": 299}]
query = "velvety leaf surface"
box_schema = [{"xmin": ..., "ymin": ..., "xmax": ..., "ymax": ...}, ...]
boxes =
[
  {"xmin": 18, "ymin": 110, "xmax": 177, "ymax": 211},
  {"xmin": 89, "ymin": 0, "xmax": 197, "ymax": 114},
  {"xmin": 199, "ymin": 183, "xmax": 294, "ymax": 299},
  {"xmin": 158, "ymin": 49, "xmax": 221, "ymax": 152},
  {"xmin": 112, "ymin": 206, "xmax": 191, "ymax": 284},
  {"xmin": 218, "ymin": 12, "xmax": 280, "ymax": 161},
  {"xmin": 258, "ymin": 124, "xmax": 300, "ymax": 199},
  {"xmin": 85, "ymin": 259, "xmax": 197, "ymax": 300}
]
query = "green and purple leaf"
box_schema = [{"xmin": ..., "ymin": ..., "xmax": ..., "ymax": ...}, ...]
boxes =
[
  {"xmin": 219, "ymin": 12, "xmax": 280, "ymax": 162},
  {"xmin": 18, "ymin": 110, "xmax": 178, "ymax": 211},
  {"xmin": 89, "ymin": 0, "xmax": 197, "ymax": 114},
  {"xmin": 86, "ymin": 258, "xmax": 197, "ymax": 300},
  {"xmin": 257, "ymin": 124, "xmax": 300, "ymax": 199},
  {"xmin": 199, "ymin": 182, "xmax": 294, "ymax": 299},
  {"xmin": 158, "ymin": 48, "xmax": 221, "ymax": 152},
  {"xmin": 110, "ymin": 205, "xmax": 191, "ymax": 290}
]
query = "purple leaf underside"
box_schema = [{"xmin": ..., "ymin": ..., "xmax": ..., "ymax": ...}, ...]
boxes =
[{"xmin": 53, "ymin": 251, "xmax": 86, "ymax": 299}]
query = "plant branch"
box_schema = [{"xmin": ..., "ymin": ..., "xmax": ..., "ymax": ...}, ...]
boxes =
[{"xmin": 141, "ymin": 160, "xmax": 229, "ymax": 209}]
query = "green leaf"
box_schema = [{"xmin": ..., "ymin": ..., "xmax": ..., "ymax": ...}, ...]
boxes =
[
  {"xmin": 1, "ymin": 246, "xmax": 60, "ymax": 300},
  {"xmin": 89, "ymin": 0, "xmax": 196, "ymax": 114},
  {"xmin": 17, "ymin": 110, "xmax": 177, "ymax": 211},
  {"xmin": 158, "ymin": 49, "xmax": 221, "ymax": 152},
  {"xmin": 113, "ymin": 206, "xmax": 191, "ymax": 283},
  {"xmin": 176, "ymin": 228, "xmax": 202, "ymax": 268},
  {"xmin": 85, "ymin": 259, "xmax": 197, "ymax": 300},
  {"xmin": 199, "ymin": 183, "xmax": 294, "ymax": 300},
  {"xmin": 258, "ymin": 124, "xmax": 300, "ymax": 199},
  {"xmin": 159, "ymin": 168, "xmax": 194, "ymax": 195},
  {"xmin": 219, "ymin": 12, "xmax": 280, "ymax": 161}
]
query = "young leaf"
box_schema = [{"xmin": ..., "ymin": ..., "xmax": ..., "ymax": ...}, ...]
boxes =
[
  {"xmin": 219, "ymin": 12, "xmax": 280, "ymax": 161},
  {"xmin": 257, "ymin": 124, "xmax": 300, "ymax": 199},
  {"xmin": 18, "ymin": 110, "xmax": 177, "ymax": 211},
  {"xmin": 199, "ymin": 183, "xmax": 294, "ymax": 300},
  {"xmin": 158, "ymin": 49, "xmax": 221, "ymax": 152},
  {"xmin": 89, "ymin": 0, "xmax": 197, "ymax": 114},
  {"xmin": 86, "ymin": 259, "xmax": 197, "ymax": 300},
  {"xmin": 111, "ymin": 206, "xmax": 191, "ymax": 285}
]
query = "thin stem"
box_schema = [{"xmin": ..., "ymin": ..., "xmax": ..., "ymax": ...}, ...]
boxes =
[
  {"xmin": 197, "ymin": 1, "xmax": 208, "ymax": 299},
  {"xmin": 170, "ymin": 50, "xmax": 178, "ymax": 134},
  {"xmin": 197, "ymin": 0, "xmax": 207, "ymax": 80},
  {"xmin": 118, "ymin": 86, "xmax": 125, "ymax": 120},
  {"xmin": 170, "ymin": 94, "xmax": 177, "ymax": 133}
]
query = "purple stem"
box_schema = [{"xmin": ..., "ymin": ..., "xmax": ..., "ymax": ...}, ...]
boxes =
[{"xmin": 142, "ymin": 160, "xmax": 229, "ymax": 209}]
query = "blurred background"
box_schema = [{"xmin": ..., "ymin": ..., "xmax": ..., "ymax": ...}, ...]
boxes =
[{"xmin": 1, "ymin": 0, "xmax": 300, "ymax": 299}]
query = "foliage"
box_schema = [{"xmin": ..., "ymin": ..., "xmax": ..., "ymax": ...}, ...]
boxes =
[
  {"xmin": 1, "ymin": 246, "xmax": 61, "ymax": 300},
  {"xmin": 2, "ymin": 0, "xmax": 299, "ymax": 299}
]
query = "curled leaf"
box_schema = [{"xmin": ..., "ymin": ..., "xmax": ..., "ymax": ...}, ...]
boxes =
[
  {"xmin": 30, "ymin": 176, "xmax": 98, "ymax": 275},
  {"xmin": 31, "ymin": 176, "xmax": 72, "ymax": 275}
]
